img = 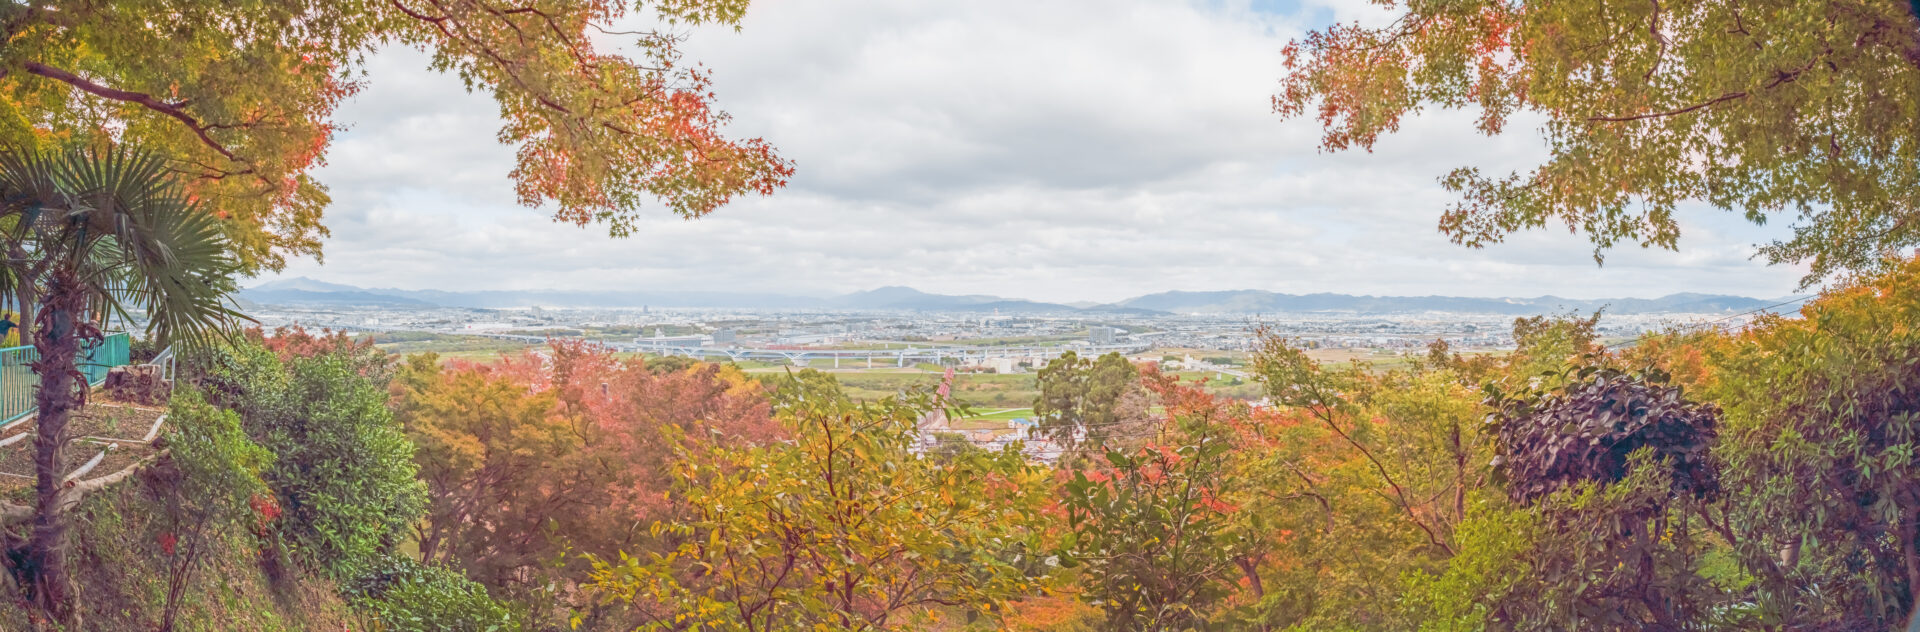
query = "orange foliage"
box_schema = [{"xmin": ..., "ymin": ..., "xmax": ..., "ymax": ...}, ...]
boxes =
[{"xmin": 393, "ymin": 339, "xmax": 779, "ymax": 605}]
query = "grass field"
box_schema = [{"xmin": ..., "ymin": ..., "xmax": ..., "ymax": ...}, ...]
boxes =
[{"xmin": 962, "ymin": 407, "xmax": 1034, "ymax": 421}]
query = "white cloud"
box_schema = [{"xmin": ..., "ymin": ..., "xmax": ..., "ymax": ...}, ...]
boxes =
[{"xmin": 254, "ymin": 0, "xmax": 1808, "ymax": 302}]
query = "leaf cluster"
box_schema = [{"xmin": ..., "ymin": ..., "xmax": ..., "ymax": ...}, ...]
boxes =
[{"xmin": 1486, "ymin": 364, "xmax": 1719, "ymax": 506}]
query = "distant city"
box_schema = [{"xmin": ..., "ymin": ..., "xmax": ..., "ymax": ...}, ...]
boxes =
[{"xmin": 240, "ymin": 277, "xmax": 1799, "ymax": 375}]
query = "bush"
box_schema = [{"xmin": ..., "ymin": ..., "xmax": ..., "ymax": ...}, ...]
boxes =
[
  {"xmin": 157, "ymin": 387, "xmax": 277, "ymax": 630},
  {"xmin": 348, "ymin": 556, "xmax": 522, "ymax": 632},
  {"xmin": 204, "ymin": 337, "xmax": 427, "ymax": 579},
  {"xmin": 129, "ymin": 335, "xmax": 162, "ymax": 363}
]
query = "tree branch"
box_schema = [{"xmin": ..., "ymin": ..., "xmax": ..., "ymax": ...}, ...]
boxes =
[
  {"xmin": 0, "ymin": 449, "xmax": 166, "ymax": 526},
  {"xmin": 1590, "ymin": 57, "xmax": 1819, "ymax": 123},
  {"xmin": 1587, "ymin": 90, "xmax": 1748, "ymax": 122},
  {"xmin": 22, "ymin": 63, "xmax": 237, "ymax": 161}
]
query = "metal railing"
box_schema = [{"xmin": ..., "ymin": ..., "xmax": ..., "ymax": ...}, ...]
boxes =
[
  {"xmin": 0, "ymin": 332, "xmax": 132, "ymax": 426},
  {"xmin": 151, "ymin": 344, "xmax": 176, "ymax": 382}
]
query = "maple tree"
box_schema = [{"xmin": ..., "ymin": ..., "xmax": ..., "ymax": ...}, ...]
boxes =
[
  {"xmin": 587, "ymin": 371, "xmax": 1053, "ymax": 631},
  {"xmin": 1228, "ymin": 342, "xmax": 1493, "ymax": 629},
  {"xmin": 1277, "ymin": 1, "xmax": 1920, "ymax": 285},
  {"xmin": 0, "ymin": 0, "xmax": 794, "ymax": 271},
  {"xmin": 1057, "ymin": 371, "xmax": 1256, "ymax": 631},
  {"xmin": 390, "ymin": 340, "xmax": 777, "ymax": 626}
]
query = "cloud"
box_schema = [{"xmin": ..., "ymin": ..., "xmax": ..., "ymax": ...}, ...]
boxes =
[{"xmin": 254, "ymin": 0, "xmax": 1808, "ymax": 303}]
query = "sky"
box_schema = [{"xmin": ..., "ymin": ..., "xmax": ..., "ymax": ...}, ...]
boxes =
[{"xmin": 248, "ymin": 0, "xmax": 1811, "ymax": 303}]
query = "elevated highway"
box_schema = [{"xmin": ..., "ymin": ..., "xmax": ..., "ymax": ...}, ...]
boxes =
[{"xmin": 621, "ymin": 340, "xmax": 1152, "ymax": 368}]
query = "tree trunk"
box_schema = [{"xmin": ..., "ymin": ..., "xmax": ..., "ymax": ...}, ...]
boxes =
[
  {"xmin": 15, "ymin": 280, "xmax": 34, "ymax": 347},
  {"xmin": 11, "ymin": 243, "xmax": 37, "ymax": 348},
  {"xmin": 24, "ymin": 271, "xmax": 87, "ymax": 624},
  {"xmin": 1903, "ymin": 506, "xmax": 1920, "ymax": 627}
]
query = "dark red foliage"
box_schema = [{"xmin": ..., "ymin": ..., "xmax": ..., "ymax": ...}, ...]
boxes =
[{"xmin": 1488, "ymin": 366, "xmax": 1719, "ymax": 506}]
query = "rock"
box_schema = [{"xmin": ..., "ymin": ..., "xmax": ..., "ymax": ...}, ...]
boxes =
[{"xmin": 102, "ymin": 364, "xmax": 170, "ymax": 406}]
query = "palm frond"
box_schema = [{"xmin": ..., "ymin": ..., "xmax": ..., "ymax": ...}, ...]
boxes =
[{"xmin": 0, "ymin": 144, "xmax": 247, "ymax": 350}]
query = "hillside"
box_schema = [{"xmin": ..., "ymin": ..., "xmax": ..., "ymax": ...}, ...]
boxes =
[{"xmin": 0, "ymin": 467, "xmax": 355, "ymax": 630}]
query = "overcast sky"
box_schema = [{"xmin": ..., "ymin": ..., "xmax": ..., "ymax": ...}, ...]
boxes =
[{"xmin": 248, "ymin": 0, "xmax": 1809, "ymax": 303}]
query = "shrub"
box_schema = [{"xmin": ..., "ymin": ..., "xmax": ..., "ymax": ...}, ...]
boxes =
[
  {"xmin": 348, "ymin": 556, "xmax": 521, "ymax": 632},
  {"xmin": 1485, "ymin": 364, "xmax": 1719, "ymax": 506},
  {"xmin": 203, "ymin": 337, "xmax": 427, "ymax": 578},
  {"xmin": 156, "ymin": 387, "xmax": 276, "ymax": 631}
]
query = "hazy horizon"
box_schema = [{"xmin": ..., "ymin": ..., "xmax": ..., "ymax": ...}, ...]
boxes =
[{"xmin": 248, "ymin": 275, "xmax": 1801, "ymax": 305}]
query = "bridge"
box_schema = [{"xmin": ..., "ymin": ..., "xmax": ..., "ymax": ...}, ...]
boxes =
[{"xmin": 619, "ymin": 340, "xmax": 1152, "ymax": 368}]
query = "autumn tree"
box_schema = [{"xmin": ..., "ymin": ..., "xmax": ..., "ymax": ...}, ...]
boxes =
[
  {"xmin": 1057, "ymin": 370, "xmax": 1258, "ymax": 631},
  {"xmin": 588, "ymin": 371, "xmax": 1053, "ymax": 631},
  {"xmin": 1251, "ymin": 336, "xmax": 1464, "ymax": 559},
  {"xmin": 1233, "ymin": 337, "xmax": 1497, "ymax": 629},
  {"xmin": 1034, "ymin": 351, "xmax": 1152, "ymax": 456},
  {"xmin": 1688, "ymin": 256, "xmax": 1920, "ymax": 628},
  {"xmin": 0, "ymin": 0, "xmax": 794, "ymax": 272},
  {"xmin": 1277, "ymin": 1, "xmax": 1920, "ymax": 285},
  {"xmin": 390, "ymin": 341, "xmax": 777, "ymax": 626}
]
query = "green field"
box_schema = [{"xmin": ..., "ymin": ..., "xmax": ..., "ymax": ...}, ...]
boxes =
[
  {"xmin": 825, "ymin": 370, "xmax": 1039, "ymax": 408},
  {"xmin": 818, "ymin": 367, "xmax": 1265, "ymax": 408},
  {"xmin": 962, "ymin": 407, "xmax": 1034, "ymax": 421}
]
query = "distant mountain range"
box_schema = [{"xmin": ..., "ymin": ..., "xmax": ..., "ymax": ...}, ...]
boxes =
[
  {"xmin": 241, "ymin": 277, "xmax": 1790, "ymax": 316},
  {"xmin": 1113, "ymin": 290, "xmax": 1778, "ymax": 315}
]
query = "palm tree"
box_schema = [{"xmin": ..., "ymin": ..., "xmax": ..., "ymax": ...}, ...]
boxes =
[{"xmin": 0, "ymin": 145, "xmax": 243, "ymax": 622}]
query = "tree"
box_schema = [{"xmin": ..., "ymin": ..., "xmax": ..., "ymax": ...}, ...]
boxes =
[
  {"xmin": 587, "ymin": 373, "xmax": 1052, "ymax": 631},
  {"xmin": 1240, "ymin": 338, "xmax": 1493, "ymax": 629},
  {"xmin": 391, "ymin": 342, "xmax": 777, "ymax": 626},
  {"xmin": 1276, "ymin": 1, "xmax": 1920, "ymax": 285},
  {"xmin": 1034, "ymin": 351, "xmax": 1151, "ymax": 456},
  {"xmin": 1251, "ymin": 335, "xmax": 1459, "ymax": 559},
  {"xmin": 0, "ymin": 146, "xmax": 243, "ymax": 623},
  {"xmin": 0, "ymin": 0, "xmax": 795, "ymax": 271},
  {"xmin": 1482, "ymin": 363, "xmax": 1728, "ymax": 630},
  {"xmin": 1689, "ymin": 256, "xmax": 1920, "ymax": 628},
  {"xmin": 1057, "ymin": 375, "xmax": 1255, "ymax": 631},
  {"xmin": 153, "ymin": 388, "xmax": 275, "ymax": 632}
]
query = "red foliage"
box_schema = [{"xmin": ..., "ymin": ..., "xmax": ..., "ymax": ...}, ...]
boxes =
[
  {"xmin": 248, "ymin": 493, "xmax": 282, "ymax": 535},
  {"xmin": 246, "ymin": 326, "xmax": 374, "ymax": 361},
  {"xmin": 422, "ymin": 339, "xmax": 780, "ymax": 545}
]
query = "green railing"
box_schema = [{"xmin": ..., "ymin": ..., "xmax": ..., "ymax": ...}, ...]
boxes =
[{"xmin": 0, "ymin": 332, "xmax": 132, "ymax": 426}]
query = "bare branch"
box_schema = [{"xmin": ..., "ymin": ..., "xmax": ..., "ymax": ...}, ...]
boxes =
[{"xmin": 0, "ymin": 450, "xmax": 166, "ymax": 526}]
